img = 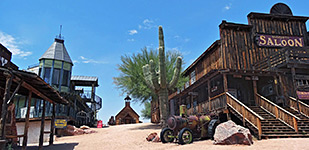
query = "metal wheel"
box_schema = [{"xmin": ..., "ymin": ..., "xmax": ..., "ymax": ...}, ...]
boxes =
[
  {"xmin": 160, "ymin": 128, "xmax": 174, "ymax": 143},
  {"xmin": 178, "ymin": 128, "xmax": 193, "ymax": 144}
]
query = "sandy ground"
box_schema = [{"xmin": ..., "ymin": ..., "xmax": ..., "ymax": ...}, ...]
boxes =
[{"xmin": 19, "ymin": 123, "xmax": 309, "ymax": 150}]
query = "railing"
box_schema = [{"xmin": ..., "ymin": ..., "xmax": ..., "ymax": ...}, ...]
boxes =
[
  {"xmin": 254, "ymin": 48, "xmax": 309, "ymax": 71},
  {"xmin": 226, "ymin": 92, "xmax": 264, "ymax": 139},
  {"xmin": 289, "ymin": 96, "xmax": 309, "ymax": 117},
  {"xmin": 256, "ymin": 93, "xmax": 300, "ymax": 132},
  {"xmin": 80, "ymin": 91, "xmax": 102, "ymax": 110},
  {"xmin": 209, "ymin": 92, "xmax": 226, "ymax": 111}
]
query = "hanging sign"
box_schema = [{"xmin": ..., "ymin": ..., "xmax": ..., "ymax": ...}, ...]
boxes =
[
  {"xmin": 55, "ymin": 119, "xmax": 68, "ymax": 128},
  {"xmin": 297, "ymin": 91, "xmax": 309, "ymax": 100},
  {"xmin": 256, "ymin": 34, "xmax": 304, "ymax": 48}
]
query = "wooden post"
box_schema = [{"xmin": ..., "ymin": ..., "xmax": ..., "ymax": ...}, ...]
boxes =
[
  {"xmin": 49, "ymin": 103, "xmax": 56, "ymax": 146},
  {"xmin": 293, "ymin": 117, "xmax": 298, "ymax": 132},
  {"xmin": 253, "ymin": 80, "xmax": 258, "ymax": 105},
  {"xmin": 207, "ymin": 81, "xmax": 211, "ymax": 111},
  {"xmin": 0, "ymin": 72, "xmax": 12, "ymax": 149},
  {"xmin": 291, "ymin": 67, "xmax": 300, "ymax": 113},
  {"xmin": 22, "ymin": 91, "xmax": 32, "ymax": 150},
  {"xmin": 39, "ymin": 100, "xmax": 46, "ymax": 149},
  {"xmin": 273, "ymin": 76, "xmax": 280, "ymax": 98},
  {"xmin": 275, "ymin": 107, "xmax": 279, "ymax": 119},
  {"xmin": 223, "ymin": 74, "xmax": 228, "ymax": 92},
  {"xmin": 278, "ymin": 75, "xmax": 287, "ymax": 106},
  {"xmin": 0, "ymin": 73, "xmax": 12, "ymax": 137},
  {"xmin": 91, "ymin": 84, "xmax": 96, "ymax": 124},
  {"xmin": 242, "ymin": 106, "xmax": 246, "ymax": 126},
  {"xmin": 257, "ymin": 118, "xmax": 262, "ymax": 140}
]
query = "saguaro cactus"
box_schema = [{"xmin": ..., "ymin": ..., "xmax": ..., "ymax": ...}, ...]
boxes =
[{"xmin": 143, "ymin": 26, "xmax": 182, "ymax": 127}]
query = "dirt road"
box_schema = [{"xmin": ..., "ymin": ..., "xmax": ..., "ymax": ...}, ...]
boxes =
[{"xmin": 22, "ymin": 123, "xmax": 309, "ymax": 150}]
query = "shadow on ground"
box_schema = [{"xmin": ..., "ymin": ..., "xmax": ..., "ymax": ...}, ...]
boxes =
[
  {"xmin": 15, "ymin": 143, "xmax": 78, "ymax": 150},
  {"xmin": 130, "ymin": 123, "xmax": 161, "ymax": 130}
]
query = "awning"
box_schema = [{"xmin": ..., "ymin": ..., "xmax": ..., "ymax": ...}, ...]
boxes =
[{"xmin": 0, "ymin": 67, "xmax": 68, "ymax": 104}]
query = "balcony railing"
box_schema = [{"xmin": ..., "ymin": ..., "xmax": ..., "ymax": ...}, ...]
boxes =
[
  {"xmin": 80, "ymin": 91, "xmax": 102, "ymax": 110},
  {"xmin": 254, "ymin": 47, "xmax": 309, "ymax": 71}
]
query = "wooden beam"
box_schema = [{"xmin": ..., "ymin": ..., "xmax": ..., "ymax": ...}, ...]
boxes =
[
  {"xmin": 291, "ymin": 67, "xmax": 300, "ymax": 113},
  {"xmin": 253, "ymin": 80, "xmax": 258, "ymax": 105},
  {"xmin": 39, "ymin": 100, "xmax": 46, "ymax": 149},
  {"xmin": 0, "ymin": 72, "xmax": 13, "ymax": 150},
  {"xmin": 20, "ymin": 80, "xmax": 54, "ymax": 104},
  {"xmin": 207, "ymin": 81, "xmax": 211, "ymax": 111},
  {"xmin": 22, "ymin": 91, "xmax": 32, "ymax": 150},
  {"xmin": 223, "ymin": 74, "xmax": 228, "ymax": 92},
  {"xmin": 7, "ymin": 80, "xmax": 23, "ymax": 105},
  {"xmin": 49, "ymin": 103, "xmax": 56, "ymax": 146}
]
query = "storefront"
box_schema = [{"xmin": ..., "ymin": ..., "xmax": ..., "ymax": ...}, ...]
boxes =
[{"xmin": 167, "ymin": 3, "xmax": 309, "ymax": 139}]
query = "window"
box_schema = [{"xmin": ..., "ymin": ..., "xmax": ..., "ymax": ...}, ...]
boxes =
[
  {"xmin": 52, "ymin": 69, "xmax": 61, "ymax": 85},
  {"xmin": 62, "ymin": 70, "xmax": 70, "ymax": 86},
  {"xmin": 190, "ymin": 70, "xmax": 196, "ymax": 85},
  {"xmin": 185, "ymin": 81, "xmax": 189, "ymax": 89},
  {"xmin": 43, "ymin": 68, "xmax": 51, "ymax": 83}
]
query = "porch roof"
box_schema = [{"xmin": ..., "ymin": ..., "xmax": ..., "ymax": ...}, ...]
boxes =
[{"xmin": 0, "ymin": 67, "xmax": 68, "ymax": 104}]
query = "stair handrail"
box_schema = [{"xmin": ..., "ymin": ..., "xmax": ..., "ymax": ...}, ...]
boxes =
[
  {"xmin": 256, "ymin": 93, "xmax": 300, "ymax": 132},
  {"xmin": 227, "ymin": 92, "xmax": 264, "ymax": 120},
  {"xmin": 289, "ymin": 96, "xmax": 309, "ymax": 117},
  {"xmin": 226, "ymin": 92, "xmax": 264, "ymax": 139}
]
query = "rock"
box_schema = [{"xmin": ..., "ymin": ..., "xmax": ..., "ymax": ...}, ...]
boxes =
[
  {"xmin": 214, "ymin": 120, "xmax": 253, "ymax": 145},
  {"xmin": 80, "ymin": 125, "xmax": 90, "ymax": 130},
  {"xmin": 74, "ymin": 128, "xmax": 85, "ymax": 135},
  {"xmin": 84, "ymin": 129, "xmax": 97, "ymax": 134},
  {"xmin": 146, "ymin": 132, "xmax": 161, "ymax": 142}
]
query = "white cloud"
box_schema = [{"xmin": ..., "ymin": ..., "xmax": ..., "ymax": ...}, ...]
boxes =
[
  {"xmin": 128, "ymin": 29, "xmax": 138, "ymax": 35},
  {"xmin": 139, "ymin": 19, "xmax": 157, "ymax": 29},
  {"xmin": 174, "ymin": 35, "xmax": 190, "ymax": 43},
  {"xmin": 0, "ymin": 31, "xmax": 32, "ymax": 57},
  {"xmin": 73, "ymin": 60, "xmax": 79, "ymax": 64},
  {"xmin": 127, "ymin": 39, "xmax": 135, "ymax": 42},
  {"xmin": 78, "ymin": 56, "xmax": 108, "ymax": 64},
  {"xmin": 224, "ymin": 3, "xmax": 232, "ymax": 10}
]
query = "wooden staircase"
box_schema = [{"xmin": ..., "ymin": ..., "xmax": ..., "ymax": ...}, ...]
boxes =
[
  {"xmin": 226, "ymin": 92, "xmax": 309, "ymax": 139},
  {"xmin": 249, "ymin": 106, "xmax": 299, "ymax": 138},
  {"xmin": 284, "ymin": 107, "xmax": 309, "ymax": 134}
]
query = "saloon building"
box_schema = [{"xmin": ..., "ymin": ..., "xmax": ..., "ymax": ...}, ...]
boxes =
[{"xmin": 167, "ymin": 3, "xmax": 309, "ymax": 139}]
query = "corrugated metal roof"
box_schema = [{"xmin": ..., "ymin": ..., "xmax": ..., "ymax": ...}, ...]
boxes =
[
  {"xmin": 40, "ymin": 38, "xmax": 73, "ymax": 64},
  {"xmin": 71, "ymin": 75, "xmax": 98, "ymax": 82}
]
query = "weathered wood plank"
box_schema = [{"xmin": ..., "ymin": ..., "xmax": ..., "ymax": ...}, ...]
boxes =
[
  {"xmin": 22, "ymin": 91, "xmax": 32, "ymax": 150},
  {"xmin": 39, "ymin": 100, "xmax": 46, "ymax": 149}
]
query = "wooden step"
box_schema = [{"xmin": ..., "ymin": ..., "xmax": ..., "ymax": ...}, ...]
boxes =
[
  {"xmin": 262, "ymin": 129, "xmax": 294, "ymax": 132},
  {"xmin": 262, "ymin": 131, "xmax": 298, "ymax": 134},
  {"xmin": 261, "ymin": 134, "xmax": 309, "ymax": 138}
]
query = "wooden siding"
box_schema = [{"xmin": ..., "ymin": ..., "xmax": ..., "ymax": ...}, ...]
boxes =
[{"xmin": 220, "ymin": 14, "xmax": 308, "ymax": 71}]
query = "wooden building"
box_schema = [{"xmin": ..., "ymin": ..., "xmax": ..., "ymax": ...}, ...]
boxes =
[
  {"xmin": 115, "ymin": 96, "xmax": 139, "ymax": 125},
  {"xmin": 168, "ymin": 3, "xmax": 309, "ymax": 139},
  {"xmin": 0, "ymin": 43, "xmax": 68, "ymax": 149},
  {"xmin": 21, "ymin": 36, "xmax": 103, "ymax": 129}
]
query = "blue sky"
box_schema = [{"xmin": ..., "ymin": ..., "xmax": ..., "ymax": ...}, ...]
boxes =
[{"xmin": 1, "ymin": 0, "xmax": 309, "ymax": 123}]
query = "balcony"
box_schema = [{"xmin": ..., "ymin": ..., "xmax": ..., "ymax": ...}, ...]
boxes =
[
  {"xmin": 80, "ymin": 91, "xmax": 102, "ymax": 110},
  {"xmin": 254, "ymin": 47, "xmax": 309, "ymax": 71}
]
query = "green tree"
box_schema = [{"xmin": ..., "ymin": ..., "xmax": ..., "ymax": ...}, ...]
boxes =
[
  {"xmin": 141, "ymin": 101, "xmax": 151, "ymax": 119},
  {"xmin": 113, "ymin": 47, "xmax": 187, "ymax": 120},
  {"xmin": 114, "ymin": 47, "xmax": 187, "ymax": 102}
]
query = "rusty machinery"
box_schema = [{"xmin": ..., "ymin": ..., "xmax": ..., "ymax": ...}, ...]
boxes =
[{"xmin": 160, "ymin": 105, "xmax": 219, "ymax": 144}]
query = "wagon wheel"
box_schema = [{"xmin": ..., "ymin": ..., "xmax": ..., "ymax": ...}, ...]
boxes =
[
  {"xmin": 160, "ymin": 128, "xmax": 175, "ymax": 143},
  {"xmin": 178, "ymin": 128, "xmax": 193, "ymax": 145}
]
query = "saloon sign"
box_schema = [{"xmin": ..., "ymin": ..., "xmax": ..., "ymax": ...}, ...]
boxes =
[{"xmin": 256, "ymin": 34, "xmax": 304, "ymax": 48}]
